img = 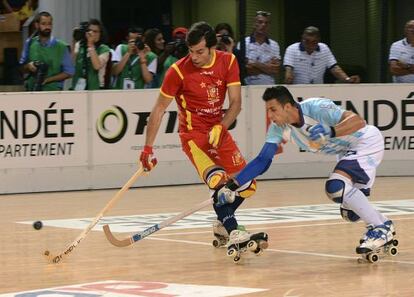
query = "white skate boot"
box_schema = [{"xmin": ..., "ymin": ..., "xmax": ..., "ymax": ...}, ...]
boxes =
[
  {"xmin": 356, "ymin": 222, "xmax": 398, "ymax": 263},
  {"xmin": 212, "ymin": 220, "xmax": 229, "ymax": 248},
  {"xmin": 359, "ymin": 220, "xmax": 396, "ymax": 244},
  {"xmin": 226, "ymin": 228, "xmax": 269, "ymax": 263}
]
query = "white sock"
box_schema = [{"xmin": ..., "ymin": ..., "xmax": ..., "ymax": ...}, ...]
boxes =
[{"xmin": 342, "ymin": 187, "xmax": 386, "ymax": 226}]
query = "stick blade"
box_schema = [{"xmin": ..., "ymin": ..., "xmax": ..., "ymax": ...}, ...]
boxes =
[{"xmin": 103, "ymin": 224, "xmax": 132, "ymax": 247}]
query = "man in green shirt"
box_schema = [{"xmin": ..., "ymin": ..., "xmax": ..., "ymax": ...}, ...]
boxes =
[
  {"xmin": 20, "ymin": 11, "xmax": 74, "ymax": 91},
  {"xmin": 111, "ymin": 27, "xmax": 157, "ymax": 89}
]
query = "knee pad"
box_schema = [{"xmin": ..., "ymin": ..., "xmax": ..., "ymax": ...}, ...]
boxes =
[
  {"xmin": 237, "ymin": 179, "xmax": 257, "ymax": 199},
  {"xmin": 325, "ymin": 173, "xmax": 352, "ymax": 203},
  {"xmin": 340, "ymin": 206, "xmax": 361, "ymax": 222},
  {"xmin": 205, "ymin": 168, "xmax": 229, "ymax": 190}
]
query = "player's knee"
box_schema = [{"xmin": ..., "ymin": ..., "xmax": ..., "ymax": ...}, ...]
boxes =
[
  {"xmin": 205, "ymin": 168, "xmax": 229, "ymax": 190},
  {"xmin": 340, "ymin": 206, "xmax": 361, "ymax": 222},
  {"xmin": 325, "ymin": 173, "xmax": 352, "ymax": 203},
  {"xmin": 237, "ymin": 179, "xmax": 257, "ymax": 199}
]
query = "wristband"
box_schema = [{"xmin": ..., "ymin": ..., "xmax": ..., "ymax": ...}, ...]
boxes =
[
  {"xmin": 226, "ymin": 178, "xmax": 239, "ymax": 191},
  {"xmin": 330, "ymin": 126, "xmax": 336, "ymax": 137}
]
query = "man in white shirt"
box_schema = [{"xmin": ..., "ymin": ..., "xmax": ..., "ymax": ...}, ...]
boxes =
[
  {"xmin": 240, "ymin": 11, "xmax": 281, "ymax": 85},
  {"xmin": 284, "ymin": 26, "xmax": 359, "ymax": 84},
  {"xmin": 389, "ymin": 20, "xmax": 414, "ymax": 83}
]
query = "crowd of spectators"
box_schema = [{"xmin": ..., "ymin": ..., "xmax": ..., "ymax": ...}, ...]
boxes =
[{"xmin": 16, "ymin": 10, "xmax": 414, "ymax": 92}]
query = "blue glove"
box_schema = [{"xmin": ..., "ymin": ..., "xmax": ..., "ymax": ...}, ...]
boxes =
[{"xmin": 308, "ymin": 124, "xmax": 335, "ymax": 141}]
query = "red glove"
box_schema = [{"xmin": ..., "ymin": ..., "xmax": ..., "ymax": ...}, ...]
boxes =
[
  {"xmin": 208, "ymin": 124, "xmax": 226, "ymax": 148},
  {"xmin": 139, "ymin": 145, "xmax": 158, "ymax": 171}
]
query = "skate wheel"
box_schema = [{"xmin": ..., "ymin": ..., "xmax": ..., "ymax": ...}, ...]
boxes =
[
  {"xmin": 392, "ymin": 239, "xmax": 399, "ymax": 246},
  {"xmin": 247, "ymin": 240, "xmax": 258, "ymax": 251},
  {"xmin": 233, "ymin": 255, "xmax": 241, "ymax": 263},
  {"xmin": 212, "ymin": 239, "xmax": 220, "ymax": 248},
  {"xmin": 259, "ymin": 240, "xmax": 269, "ymax": 250},
  {"xmin": 227, "ymin": 248, "xmax": 236, "ymax": 257},
  {"xmin": 388, "ymin": 247, "xmax": 398, "ymax": 256},
  {"xmin": 367, "ymin": 253, "xmax": 379, "ymax": 263},
  {"xmin": 254, "ymin": 248, "xmax": 263, "ymax": 255}
]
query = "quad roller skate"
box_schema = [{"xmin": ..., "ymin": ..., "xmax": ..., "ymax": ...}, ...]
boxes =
[
  {"xmin": 356, "ymin": 223, "xmax": 398, "ymax": 263},
  {"xmin": 212, "ymin": 220, "xmax": 229, "ymax": 248},
  {"xmin": 226, "ymin": 229, "xmax": 269, "ymax": 263}
]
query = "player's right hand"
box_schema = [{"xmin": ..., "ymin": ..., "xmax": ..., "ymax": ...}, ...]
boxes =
[{"xmin": 139, "ymin": 145, "xmax": 158, "ymax": 172}]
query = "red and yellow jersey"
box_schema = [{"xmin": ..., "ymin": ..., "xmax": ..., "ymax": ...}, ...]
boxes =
[{"xmin": 160, "ymin": 49, "xmax": 240, "ymax": 133}]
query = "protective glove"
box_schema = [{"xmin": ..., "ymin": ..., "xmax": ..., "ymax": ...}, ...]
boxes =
[
  {"xmin": 139, "ymin": 145, "xmax": 158, "ymax": 172},
  {"xmin": 213, "ymin": 178, "xmax": 239, "ymax": 207},
  {"xmin": 308, "ymin": 124, "xmax": 335, "ymax": 142},
  {"xmin": 208, "ymin": 124, "xmax": 226, "ymax": 148}
]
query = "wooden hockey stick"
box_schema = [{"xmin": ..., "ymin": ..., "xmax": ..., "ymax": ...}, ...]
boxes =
[
  {"xmin": 103, "ymin": 197, "xmax": 213, "ymax": 247},
  {"xmin": 45, "ymin": 166, "xmax": 145, "ymax": 263}
]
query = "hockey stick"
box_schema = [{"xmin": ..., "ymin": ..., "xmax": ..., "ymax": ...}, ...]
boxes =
[
  {"xmin": 45, "ymin": 166, "xmax": 145, "ymax": 263},
  {"xmin": 103, "ymin": 197, "xmax": 213, "ymax": 247}
]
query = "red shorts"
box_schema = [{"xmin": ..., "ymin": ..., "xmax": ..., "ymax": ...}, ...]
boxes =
[{"xmin": 180, "ymin": 130, "xmax": 246, "ymax": 176}]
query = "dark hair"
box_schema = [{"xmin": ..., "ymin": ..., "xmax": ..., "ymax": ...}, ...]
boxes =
[
  {"xmin": 303, "ymin": 26, "xmax": 320, "ymax": 37},
  {"xmin": 34, "ymin": 11, "xmax": 52, "ymax": 23},
  {"xmin": 262, "ymin": 86, "xmax": 296, "ymax": 106},
  {"xmin": 88, "ymin": 18, "xmax": 107, "ymax": 46},
  {"xmin": 214, "ymin": 22, "xmax": 234, "ymax": 39},
  {"xmin": 187, "ymin": 21, "xmax": 217, "ymax": 48},
  {"xmin": 144, "ymin": 28, "xmax": 163, "ymax": 54},
  {"xmin": 128, "ymin": 27, "xmax": 144, "ymax": 35}
]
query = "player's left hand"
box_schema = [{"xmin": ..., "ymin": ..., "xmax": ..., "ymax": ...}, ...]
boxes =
[
  {"xmin": 309, "ymin": 124, "xmax": 334, "ymax": 141},
  {"xmin": 208, "ymin": 124, "xmax": 226, "ymax": 148}
]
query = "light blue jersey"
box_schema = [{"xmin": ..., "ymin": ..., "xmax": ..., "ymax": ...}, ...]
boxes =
[{"xmin": 265, "ymin": 98, "xmax": 367, "ymax": 155}]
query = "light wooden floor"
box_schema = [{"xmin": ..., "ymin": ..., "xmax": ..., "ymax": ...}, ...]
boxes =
[{"xmin": 1, "ymin": 176, "xmax": 414, "ymax": 296}]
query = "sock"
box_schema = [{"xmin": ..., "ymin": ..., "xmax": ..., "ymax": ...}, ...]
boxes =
[
  {"xmin": 342, "ymin": 187, "xmax": 387, "ymax": 226},
  {"xmin": 213, "ymin": 204, "xmax": 238, "ymax": 233}
]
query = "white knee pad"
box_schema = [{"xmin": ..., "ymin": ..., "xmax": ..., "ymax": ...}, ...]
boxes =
[{"xmin": 325, "ymin": 173, "xmax": 353, "ymax": 203}]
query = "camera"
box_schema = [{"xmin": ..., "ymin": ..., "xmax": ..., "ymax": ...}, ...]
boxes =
[
  {"xmin": 32, "ymin": 61, "xmax": 48, "ymax": 91},
  {"xmin": 135, "ymin": 37, "xmax": 145, "ymax": 51},
  {"xmin": 220, "ymin": 34, "xmax": 232, "ymax": 45},
  {"xmin": 73, "ymin": 21, "xmax": 90, "ymax": 42},
  {"xmin": 167, "ymin": 39, "xmax": 188, "ymax": 59}
]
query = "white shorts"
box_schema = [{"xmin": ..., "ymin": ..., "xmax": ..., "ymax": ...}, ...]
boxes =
[{"xmin": 334, "ymin": 125, "xmax": 384, "ymax": 194}]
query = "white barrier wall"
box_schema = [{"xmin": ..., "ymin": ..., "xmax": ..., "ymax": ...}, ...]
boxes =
[{"xmin": 0, "ymin": 84, "xmax": 413, "ymax": 193}]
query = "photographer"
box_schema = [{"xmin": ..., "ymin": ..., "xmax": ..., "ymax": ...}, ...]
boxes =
[
  {"xmin": 19, "ymin": 11, "xmax": 74, "ymax": 91},
  {"xmin": 111, "ymin": 27, "xmax": 157, "ymax": 89},
  {"xmin": 156, "ymin": 27, "xmax": 188, "ymax": 87},
  {"xmin": 71, "ymin": 19, "xmax": 111, "ymax": 90},
  {"xmin": 215, "ymin": 23, "xmax": 245, "ymax": 84}
]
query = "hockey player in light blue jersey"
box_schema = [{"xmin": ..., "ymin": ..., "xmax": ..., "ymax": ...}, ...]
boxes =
[{"xmin": 214, "ymin": 85, "xmax": 396, "ymax": 259}]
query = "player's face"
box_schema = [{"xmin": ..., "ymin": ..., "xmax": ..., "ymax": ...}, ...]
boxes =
[
  {"xmin": 188, "ymin": 38, "xmax": 211, "ymax": 68},
  {"xmin": 266, "ymin": 99, "xmax": 290, "ymax": 125}
]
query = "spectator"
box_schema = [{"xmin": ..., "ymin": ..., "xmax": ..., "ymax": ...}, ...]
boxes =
[
  {"xmin": 215, "ymin": 22, "xmax": 245, "ymax": 84},
  {"xmin": 155, "ymin": 26, "xmax": 188, "ymax": 87},
  {"xmin": 111, "ymin": 27, "xmax": 156, "ymax": 89},
  {"xmin": 284, "ymin": 26, "xmax": 360, "ymax": 84},
  {"xmin": 71, "ymin": 19, "xmax": 111, "ymax": 90},
  {"xmin": 1, "ymin": 0, "xmax": 37, "ymax": 23},
  {"xmin": 389, "ymin": 20, "xmax": 414, "ymax": 83},
  {"xmin": 240, "ymin": 10, "xmax": 281, "ymax": 85},
  {"xmin": 19, "ymin": 11, "xmax": 74, "ymax": 91},
  {"xmin": 143, "ymin": 28, "xmax": 165, "ymax": 88}
]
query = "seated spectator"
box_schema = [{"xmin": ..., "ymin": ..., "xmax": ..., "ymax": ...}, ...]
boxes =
[
  {"xmin": 389, "ymin": 20, "xmax": 414, "ymax": 83},
  {"xmin": 19, "ymin": 11, "xmax": 74, "ymax": 91},
  {"xmin": 111, "ymin": 27, "xmax": 157, "ymax": 89},
  {"xmin": 284, "ymin": 26, "xmax": 360, "ymax": 84},
  {"xmin": 240, "ymin": 11, "xmax": 281, "ymax": 85},
  {"xmin": 71, "ymin": 19, "xmax": 110, "ymax": 90}
]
